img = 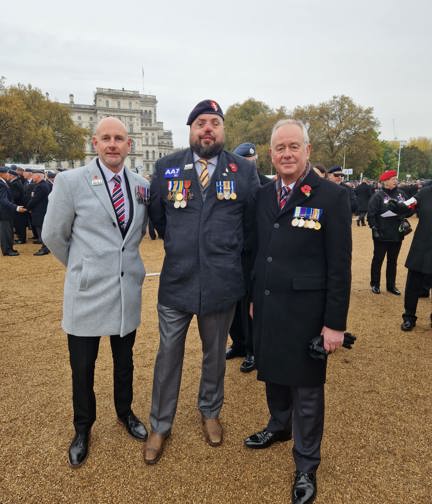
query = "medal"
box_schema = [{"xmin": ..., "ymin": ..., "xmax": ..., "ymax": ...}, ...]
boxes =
[
  {"xmin": 180, "ymin": 200, "xmax": 187, "ymax": 208},
  {"xmin": 176, "ymin": 192, "xmax": 183, "ymax": 201},
  {"xmin": 314, "ymin": 221, "xmax": 321, "ymax": 230},
  {"xmin": 292, "ymin": 218, "xmax": 299, "ymax": 227},
  {"xmin": 174, "ymin": 200, "xmax": 180, "ymax": 208},
  {"xmin": 217, "ymin": 193, "xmax": 224, "ymax": 200},
  {"xmin": 230, "ymin": 192, "xmax": 237, "ymax": 200},
  {"xmin": 298, "ymin": 218, "xmax": 305, "ymax": 227}
]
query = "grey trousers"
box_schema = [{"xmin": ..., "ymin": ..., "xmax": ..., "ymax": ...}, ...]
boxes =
[
  {"xmin": 150, "ymin": 302, "xmax": 235, "ymax": 435},
  {"xmin": 266, "ymin": 382, "xmax": 325, "ymax": 473}
]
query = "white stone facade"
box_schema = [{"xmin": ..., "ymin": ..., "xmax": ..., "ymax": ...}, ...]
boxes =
[{"xmin": 52, "ymin": 87, "xmax": 174, "ymax": 176}]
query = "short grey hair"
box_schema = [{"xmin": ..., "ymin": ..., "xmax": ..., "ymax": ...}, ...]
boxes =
[{"xmin": 270, "ymin": 119, "xmax": 310, "ymax": 145}]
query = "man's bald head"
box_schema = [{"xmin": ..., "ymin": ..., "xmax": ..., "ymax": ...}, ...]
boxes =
[{"xmin": 92, "ymin": 117, "xmax": 131, "ymax": 173}]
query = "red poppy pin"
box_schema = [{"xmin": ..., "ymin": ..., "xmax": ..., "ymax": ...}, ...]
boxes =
[
  {"xmin": 228, "ymin": 163, "xmax": 238, "ymax": 173},
  {"xmin": 301, "ymin": 184, "xmax": 312, "ymax": 197}
]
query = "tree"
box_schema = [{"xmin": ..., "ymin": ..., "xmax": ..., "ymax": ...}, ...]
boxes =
[
  {"xmin": 292, "ymin": 95, "xmax": 381, "ymax": 176},
  {"xmin": 0, "ymin": 84, "xmax": 88, "ymax": 164},
  {"xmin": 224, "ymin": 98, "xmax": 288, "ymax": 174},
  {"xmin": 399, "ymin": 146, "xmax": 432, "ymax": 179}
]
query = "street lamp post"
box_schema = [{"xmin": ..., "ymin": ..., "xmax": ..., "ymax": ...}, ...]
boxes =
[{"xmin": 396, "ymin": 140, "xmax": 406, "ymax": 178}]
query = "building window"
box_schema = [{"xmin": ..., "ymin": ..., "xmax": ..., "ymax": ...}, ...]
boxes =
[
  {"xmin": 131, "ymin": 140, "xmax": 135, "ymax": 153},
  {"xmin": 117, "ymin": 101, "xmax": 121, "ymax": 108},
  {"xmin": 152, "ymin": 151, "xmax": 155, "ymax": 160},
  {"xmin": 145, "ymin": 150, "xmax": 149, "ymax": 160},
  {"xmin": 131, "ymin": 158, "xmax": 135, "ymax": 169},
  {"xmin": 105, "ymin": 100, "xmax": 109, "ymax": 107},
  {"xmin": 159, "ymin": 152, "xmax": 162, "ymax": 158},
  {"xmin": 129, "ymin": 102, "xmax": 132, "ymax": 109},
  {"xmin": 130, "ymin": 123, "xmax": 134, "ymax": 133}
]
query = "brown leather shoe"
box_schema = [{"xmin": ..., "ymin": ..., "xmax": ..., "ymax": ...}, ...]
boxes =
[
  {"xmin": 144, "ymin": 432, "xmax": 168, "ymax": 465},
  {"xmin": 201, "ymin": 416, "xmax": 223, "ymax": 447}
]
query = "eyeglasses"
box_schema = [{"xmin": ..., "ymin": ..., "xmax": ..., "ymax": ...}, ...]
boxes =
[{"xmin": 333, "ymin": 174, "xmax": 344, "ymax": 178}]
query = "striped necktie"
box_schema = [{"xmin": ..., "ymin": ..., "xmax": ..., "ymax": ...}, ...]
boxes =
[
  {"xmin": 279, "ymin": 185, "xmax": 290, "ymax": 210},
  {"xmin": 112, "ymin": 175, "xmax": 126, "ymax": 229},
  {"xmin": 198, "ymin": 159, "xmax": 209, "ymax": 189}
]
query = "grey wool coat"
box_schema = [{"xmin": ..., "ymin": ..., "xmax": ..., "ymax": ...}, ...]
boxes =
[{"xmin": 42, "ymin": 158, "xmax": 149, "ymax": 337}]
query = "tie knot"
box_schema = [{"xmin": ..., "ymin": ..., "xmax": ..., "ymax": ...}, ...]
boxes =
[
  {"xmin": 113, "ymin": 175, "xmax": 121, "ymax": 184},
  {"xmin": 281, "ymin": 185, "xmax": 290, "ymax": 196},
  {"xmin": 198, "ymin": 159, "xmax": 208, "ymax": 169}
]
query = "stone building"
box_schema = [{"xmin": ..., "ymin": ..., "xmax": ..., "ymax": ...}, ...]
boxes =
[{"xmin": 54, "ymin": 87, "xmax": 174, "ymax": 175}]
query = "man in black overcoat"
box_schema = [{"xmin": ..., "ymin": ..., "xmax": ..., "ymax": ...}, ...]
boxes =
[
  {"xmin": 245, "ymin": 119, "xmax": 352, "ymax": 504},
  {"xmin": 25, "ymin": 170, "xmax": 52, "ymax": 255},
  {"xmin": 0, "ymin": 168, "xmax": 26, "ymax": 255},
  {"xmin": 146, "ymin": 100, "xmax": 260, "ymax": 464},
  {"xmin": 7, "ymin": 169, "xmax": 27, "ymax": 243}
]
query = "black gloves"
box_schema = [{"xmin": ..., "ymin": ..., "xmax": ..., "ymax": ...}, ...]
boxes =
[
  {"xmin": 308, "ymin": 332, "xmax": 357, "ymax": 360},
  {"xmin": 371, "ymin": 227, "xmax": 381, "ymax": 240}
]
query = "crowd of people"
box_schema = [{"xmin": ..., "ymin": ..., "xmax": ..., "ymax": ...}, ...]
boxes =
[{"xmin": 1, "ymin": 102, "xmax": 431, "ymax": 504}]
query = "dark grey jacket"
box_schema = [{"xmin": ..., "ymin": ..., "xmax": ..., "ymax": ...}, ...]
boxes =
[{"xmin": 149, "ymin": 148, "xmax": 260, "ymax": 315}]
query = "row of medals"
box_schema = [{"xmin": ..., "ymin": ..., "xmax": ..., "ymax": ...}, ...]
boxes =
[
  {"xmin": 217, "ymin": 191, "xmax": 237, "ymax": 200},
  {"xmin": 168, "ymin": 191, "xmax": 190, "ymax": 208},
  {"xmin": 292, "ymin": 217, "xmax": 321, "ymax": 230}
]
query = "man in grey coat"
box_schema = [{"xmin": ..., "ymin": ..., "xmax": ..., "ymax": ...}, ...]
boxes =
[
  {"xmin": 145, "ymin": 100, "xmax": 260, "ymax": 464},
  {"xmin": 42, "ymin": 117, "xmax": 150, "ymax": 468}
]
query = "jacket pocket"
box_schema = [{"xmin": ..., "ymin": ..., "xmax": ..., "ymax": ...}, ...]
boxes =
[
  {"xmin": 292, "ymin": 276, "xmax": 326, "ymax": 290},
  {"xmin": 78, "ymin": 258, "xmax": 89, "ymax": 291}
]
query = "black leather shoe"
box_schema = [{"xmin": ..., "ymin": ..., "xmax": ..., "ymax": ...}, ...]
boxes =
[
  {"xmin": 401, "ymin": 320, "xmax": 416, "ymax": 331},
  {"xmin": 3, "ymin": 250, "xmax": 19, "ymax": 256},
  {"xmin": 118, "ymin": 412, "xmax": 148, "ymax": 441},
  {"xmin": 68, "ymin": 432, "xmax": 90, "ymax": 468},
  {"xmin": 371, "ymin": 285, "xmax": 380, "ymax": 294},
  {"xmin": 33, "ymin": 248, "xmax": 50, "ymax": 256},
  {"xmin": 387, "ymin": 287, "xmax": 401, "ymax": 295},
  {"xmin": 244, "ymin": 429, "xmax": 292, "ymax": 449},
  {"xmin": 292, "ymin": 471, "xmax": 317, "ymax": 504},
  {"xmin": 226, "ymin": 346, "xmax": 245, "ymax": 360},
  {"xmin": 240, "ymin": 354, "xmax": 256, "ymax": 373}
]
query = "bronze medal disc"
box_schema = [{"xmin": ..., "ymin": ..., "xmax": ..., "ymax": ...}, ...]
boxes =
[
  {"xmin": 230, "ymin": 192, "xmax": 237, "ymax": 200},
  {"xmin": 180, "ymin": 200, "xmax": 187, "ymax": 208},
  {"xmin": 298, "ymin": 218, "xmax": 305, "ymax": 227},
  {"xmin": 217, "ymin": 193, "xmax": 224, "ymax": 200},
  {"xmin": 314, "ymin": 221, "xmax": 322, "ymax": 230},
  {"xmin": 174, "ymin": 200, "xmax": 180, "ymax": 208},
  {"xmin": 292, "ymin": 218, "xmax": 299, "ymax": 227},
  {"xmin": 175, "ymin": 192, "xmax": 183, "ymax": 201}
]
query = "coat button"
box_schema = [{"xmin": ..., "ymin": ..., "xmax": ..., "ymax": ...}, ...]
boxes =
[
  {"xmin": 273, "ymin": 223, "xmax": 280, "ymax": 229},
  {"xmin": 267, "ymin": 256, "xmax": 272, "ymax": 263},
  {"xmin": 112, "ymin": 222, "xmax": 116, "ymax": 227},
  {"xmin": 264, "ymin": 289, "xmax": 270, "ymax": 296},
  {"xmin": 122, "ymin": 247, "xmax": 125, "ymax": 252},
  {"xmin": 121, "ymin": 272, "xmax": 124, "ymax": 277}
]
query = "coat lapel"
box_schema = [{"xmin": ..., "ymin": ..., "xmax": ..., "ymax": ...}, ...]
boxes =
[
  {"xmin": 86, "ymin": 159, "xmax": 117, "ymax": 224},
  {"xmin": 279, "ymin": 170, "xmax": 320, "ymax": 217}
]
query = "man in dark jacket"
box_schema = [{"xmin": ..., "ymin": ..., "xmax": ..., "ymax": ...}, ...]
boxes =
[
  {"xmin": 367, "ymin": 169, "xmax": 409, "ymax": 295},
  {"xmin": 328, "ymin": 165, "xmax": 357, "ymax": 214},
  {"xmin": 226, "ymin": 142, "xmax": 270, "ymax": 373},
  {"xmin": 244, "ymin": 120, "xmax": 351, "ymax": 504},
  {"xmin": 25, "ymin": 170, "xmax": 51, "ymax": 255},
  {"xmin": 0, "ymin": 167, "xmax": 26, "ymax": 255},
  {"xmin": 7, "ymin": 169, "xmax": 27, "ymax": 243},
  {"xmin": 399, "ymin": 186, "xmax": 432, "ymax": 330},
  {"xmin": 355, "ymin": 178, "xmax": 373, "ymax": 226},
  {"xmin": 146, "ymin": 100, "xmax": 260, "ymax": 464}
]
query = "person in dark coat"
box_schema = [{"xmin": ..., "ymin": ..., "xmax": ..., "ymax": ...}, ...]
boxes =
[
  {"xmin": 7, "ymin": 169, "xmax": 27, "ymax": 244},
  {"xmin": 328, "ymin": 165, "xmax": 358, "ymax": 214},
  {"xmin": 25, "ymin": 171, "xmax": 52, "ymax": 255},
  {"xmin": 0, "ymin": 168, "xmax": 27, "ymax": 256},
  {"xmin": 146, "ymin": 100, "xmax": 260, "ymax": 464},
  {"xmin": 398, "ymin": 185, "xmax": 432, "ymax": 330},
  {"xmin": 367, "ymin": 169, "xmax": 409, "ymax": 295},
  {"xmin": 355, "ymin": 178, "xmax": 373, "ymax": 226},
  {"xmin": 226, "ymin": 142, "xmax": 270, "ymax": 373},
  {"xmin": 244, "ymin": 119, "xmax": 351, "ymax": 504}
]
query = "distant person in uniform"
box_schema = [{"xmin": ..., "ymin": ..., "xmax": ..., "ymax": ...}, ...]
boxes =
[
  {"xmin": 42, "ymin": 117, "xmax": 150, "ymax": 468},
  {"xmin": 367, "ymin": 169, "xmax": 408, "ymax": 295},
  {"xmin": 244, "ymin": 119, "xmax": 351, "ymax": 504},
  {"xmin": 146, "ymin": 100, "xmax": 259, "ymax": 464},
  {"xmin": 226, "ymin": 142, "xmax": 268, "ymax": 373},
  {"xmin": 0, "ymin": 167, "xmax": 26, "ymax": 256},
  {"xmin": 25, "ymin": 170, "xmax": 52, "ymax": 256},
  {"xmin": 7, "ymin": 168, "xmax": 27, "ymax": 244},
  {"xmin": 355, "ymin": 177, "xmax": 373, "ymax": 226},
  {"xmin": 328, "ymin": 165, "xmax": 357, "ymax": 214}
]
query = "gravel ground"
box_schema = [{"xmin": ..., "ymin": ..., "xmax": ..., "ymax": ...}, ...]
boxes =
[{"xmin": 1, "ymin": 220, "xmax": 431, "ymax": 504}]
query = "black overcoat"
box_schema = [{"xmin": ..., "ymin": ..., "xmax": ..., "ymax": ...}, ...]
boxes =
[
  {"xmin": 405, "ymin": 186, "xmax": 432, "ymax": 274},
  {"xmin": 26, "ymin": 180, "xmax": 51, "ymax": 227},
  {"xmin": 150, "ymin": 148, "xmax": 260, "ymax": 316},
  {"xmin": 252, "ymin": 170, "xmax": 352, "ymax": 387}
]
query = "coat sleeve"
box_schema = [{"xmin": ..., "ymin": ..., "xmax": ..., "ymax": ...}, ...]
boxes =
[
  {"xmin": 148, "ymin": 164, "xmax": 166, "ymax": 239},
  {"xmin": 367, "ymin": 192, "xmax": 382, "ymax": 229},
  {"xmin": 41, "ymin": 175, "xmax": 75, "ymax": 266},
  {"xmin": 323, "ymin": 188, "xmax": 352, "ymax": 331}
]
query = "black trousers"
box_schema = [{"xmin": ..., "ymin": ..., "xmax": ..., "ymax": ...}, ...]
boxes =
[
  {"xmin": 13, "ymin": 212, "xmax": 27, "ymax": 242},
  {"xmin": 370, "ymin": 240, "xmax": 402, "ymax": 288},
  {"xmin": 0, "ymin": 219, "xmax": 14, "ymax": 255},
  {"xmin": 67, "ymin": 330, "xmax": 136, "ymax": 434},
  {"xmin": 34, "ymin": 225, "xmax": 49, "ymax": 252},
  {"xmin": 403, "ymin": 270, "xmax": 432, "ymax": 320},
  {"xmin": 228, "ymin": 295, "xmax": 253, "ymax": 354},
  {"xmin": 265, "ymin": 381, "xmax": 324, "ymax": 473},
  {"xmin": 356, "ymin": 212, "xmax": 367, "ymax": 225}
]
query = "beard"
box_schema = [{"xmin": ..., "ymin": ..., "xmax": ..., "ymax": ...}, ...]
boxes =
[{"xmin": 190, "ymin": 138, "xmax": 224, "ymax": 159}]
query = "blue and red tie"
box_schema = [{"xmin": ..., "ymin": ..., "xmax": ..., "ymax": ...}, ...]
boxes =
[
  {"xmin": 112, "ymin": 175, "xmax": 125, "ymax": 229},
  {"xmin": 279, "ymin": 185, "xmax": 290, "ymax": 210}
]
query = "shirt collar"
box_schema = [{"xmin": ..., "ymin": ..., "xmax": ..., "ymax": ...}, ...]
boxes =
[
  {"xmin": 98, "ymin": 158, "xmax": 125, "ymax": 182},
  {"xmin": 193, "ymin": 152, "xmax": 218, "ymax": 166}
]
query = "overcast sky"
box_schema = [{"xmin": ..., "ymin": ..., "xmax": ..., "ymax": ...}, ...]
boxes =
[{"xmin": 2, "ymin": 0, "xmax": 431, "ymax": 148}]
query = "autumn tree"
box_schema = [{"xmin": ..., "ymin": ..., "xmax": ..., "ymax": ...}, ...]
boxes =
[
  {"xmin": 224, "ymin": 98, "xmax": 288, "ymax": 174},
  {"xmin": 0, "ymin": 84, "xmax": 88, "ymax": 164},
  {"xmin": 292, "ymin": 95, "xmax": 381, "ymax": 176}
]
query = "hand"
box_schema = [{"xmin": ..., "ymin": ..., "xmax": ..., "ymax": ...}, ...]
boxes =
[
  {"xmin": 321, "ymin": 326, "xmax": 344, "ymax": 353},
  {"xmin": 17, "ymin": 206, "xmax": 27, "ymax": 213},
  {"xmin": 249, "ymin": 302, "xmax": 254, "ymax": 319},
  {"xmin": 372, "ymin": 226, "xmax": 381, "ymax": 239}
]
